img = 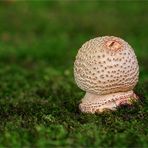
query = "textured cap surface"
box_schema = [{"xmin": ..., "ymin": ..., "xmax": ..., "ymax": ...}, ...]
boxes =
[{"xmin": 74, "ymin": 36, "xmax": 139, "ymax": 95}]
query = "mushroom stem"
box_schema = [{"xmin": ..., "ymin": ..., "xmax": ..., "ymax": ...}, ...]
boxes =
[{"xmin": 79, "ymin": 90, "xmax": 138, "ymax": 113}]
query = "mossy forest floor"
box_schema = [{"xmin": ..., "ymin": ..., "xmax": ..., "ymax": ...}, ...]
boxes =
[{"xmin": 0, "ymin": 1, "xmax": 148, "ymax": 147}]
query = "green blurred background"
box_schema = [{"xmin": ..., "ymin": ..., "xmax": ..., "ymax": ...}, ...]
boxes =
[{"xmin": 0, "ymin": 1, "xmax": 148, "ymax": 147}]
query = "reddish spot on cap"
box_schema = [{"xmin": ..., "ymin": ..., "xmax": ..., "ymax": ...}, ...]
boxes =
[{"xmin": 106, "ymin": 40, "xmax": 122, "ymax": 51}]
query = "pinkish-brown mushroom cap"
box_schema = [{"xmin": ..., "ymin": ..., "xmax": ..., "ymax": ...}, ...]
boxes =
[{"xmin": 74, "ymin": 36, "xmax": 139, "ymax": 95}]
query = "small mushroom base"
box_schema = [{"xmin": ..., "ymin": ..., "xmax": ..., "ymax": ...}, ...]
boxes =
[{"xmin": 79, "ymin": 91, "xmax": 138, "ymax": 113}]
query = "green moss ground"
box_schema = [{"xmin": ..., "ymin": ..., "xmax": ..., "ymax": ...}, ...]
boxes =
[{"xmin": 0, "ymin": 1, "xmax": 148, "ymax": 147}]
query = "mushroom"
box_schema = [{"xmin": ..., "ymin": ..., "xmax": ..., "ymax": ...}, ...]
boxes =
[{"xmin": 74, "ymin": 36, "xmax": 139, "ymax": 113}]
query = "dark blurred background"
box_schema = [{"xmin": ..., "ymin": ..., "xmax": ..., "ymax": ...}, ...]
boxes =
[{"xmin": 0, "ymin": 1, "xmax": 148, "ymax": 63}]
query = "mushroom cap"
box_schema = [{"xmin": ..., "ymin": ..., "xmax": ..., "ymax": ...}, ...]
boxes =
[{"xmin": 74, "ymin": 36, "xmax": 139, "ymax": 95}]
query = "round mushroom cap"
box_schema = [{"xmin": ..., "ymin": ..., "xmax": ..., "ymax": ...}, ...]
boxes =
[{"xmin": 74, "ymin": 36, "xmax": 139, "ymax": 95}]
